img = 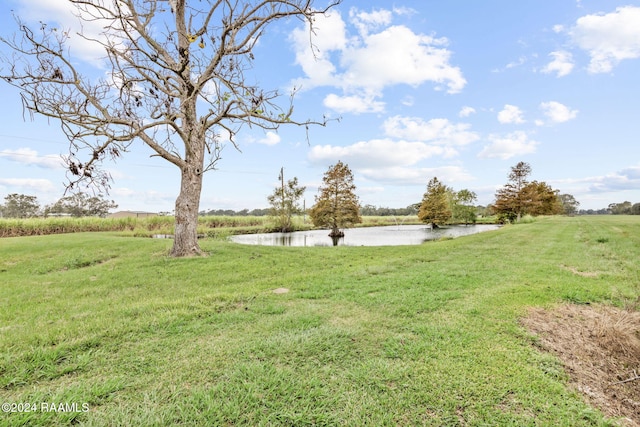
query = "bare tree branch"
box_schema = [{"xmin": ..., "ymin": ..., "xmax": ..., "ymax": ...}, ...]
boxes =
[{"xmin": 0, "ymin": 0, "xmax": 342, "ymax": 256}]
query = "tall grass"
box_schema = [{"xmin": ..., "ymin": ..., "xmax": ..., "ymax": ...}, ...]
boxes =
[
  {"xmin": 0, "ymin": 217, "xmax": 139, "ymax": 237},
  {"xmin": 358, "ymin": 215, "xmax": 421, "ymax": 227},
  {"xmin": 0, "ymin": 216, "xmax": 277, "ymax": 238},
  {"xmin": 0, "ymin": 215, "xmax": 426, "ymax": 238}
]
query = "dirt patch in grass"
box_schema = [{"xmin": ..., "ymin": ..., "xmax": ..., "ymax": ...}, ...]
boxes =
[{"xmin": 522, "ymin": 303, "xmax": 640, "ymax": 426}]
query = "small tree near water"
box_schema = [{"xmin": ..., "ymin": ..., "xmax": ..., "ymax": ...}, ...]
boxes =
[
  {"xmin": 418, "ymin": 177, "xmax": 451, "ymax": 229},
  {"xmin": 451, "ymin": 189, "xmax": 477, "ymax": 225},
  {"xmin": 309, "ymin": 161, "xmax": 361, "ymax": 237},
  {"xmin": 492, "ymin": 161, "xmax": 532, "ymax": 222},
  {"xmin": 267, "ymin": 168, "xmax": 305, "ymax": 232}
]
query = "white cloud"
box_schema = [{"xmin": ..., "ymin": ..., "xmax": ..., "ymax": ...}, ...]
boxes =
[
  {"xmin": 497, "ymin": 105, "xmax": 525, "ymax": 124},
  {"xmin": 506, "ymin": 56, "xmax": 528, "ymax": 69},
  {"xmin": 539, "ymin": 101, "xmax": 578, "ymax": 123},
  {"xmin": 0, "ymin": 148, "xmax": 64, "ymax": 169},
  {"xmin": 459, "ymin": 106, "xmax": 476, "ymax": 118},
  {"xmin": 323, "ymin": 93, "xmax": 385, "ymax": 114},
  {"xmin": 16, "ymin": 0, "xmax": 116, "ymax": 64},
  {"xmin": 541, "ymin": 51, "xmax": 575, "ymax": 77},
  {"xmin": 382, "ymin": 116, "xmax": 479, "ymax": 147},
  {"xmin": 290, "ymin": 10, "xmax": 347, "ymax": 88},
  {"xmin": 349, "ymin": 8, "xmax": 393, "ymax": 36},
  {"xmin": 308, "ymin": 115, "xmax": 479, "ymax": 183},
  {"xmin": 478, "ymin": 131, "xmax": 539, "ymax": 160},
  {"xmin": 244, "ymin": 131, "xmax": 281, "ymax": 146},
  {"xmin": 589, "ymin": 166, "xmax": 640, "ymax": 192},
  {"xmin": 110, "ymin": 187, "xmax": 136, "ymax": 198},
  {"xmin": 570, "ymin": 6, "xmax": 640, "ymax": 73},
  {"xmin": 357, "ymin": 186, "xmax": 386, "ymax": 197},
  {"xmin": 392, "ymin": 6, "xmax": 417, "ymax": 17},
  {"xmin": 340, "ymin": 25, "xmax": 465, "ymax": 93},
  {"xmin": 358, "ymin": 165, "xmax": 473, "ymax": 185},
  {"xmin": 291, "ymin": 8, "xmax": 466, "ymax": 114},
  {"xmin": 308, "ymin": 139, "xmax": 444, "ymax": 169},
  {"xmin": 492, "ymin": 55, "xmax": 537, "ymax": 74},
  {"xmin": 0, "ymin": 178, "xmax": 56, "ymax": 193},
  {"xmin": 401, "ymin": 96, "xmax": 415, "ymax": 107},
  {"xmin": 256, "ymin": 132, "xmax": 281, "ymax": 146}
]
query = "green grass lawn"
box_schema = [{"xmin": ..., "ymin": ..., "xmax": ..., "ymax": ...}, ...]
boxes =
[{"xmin": 1, "ymin": 216, "xmax": 638, "ymax": 426}]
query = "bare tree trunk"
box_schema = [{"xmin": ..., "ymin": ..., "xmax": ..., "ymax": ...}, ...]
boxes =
[
  {"xmin": 169, "ymin": 48, "xmax": 207, "ymax": 257},
  {"xmin": 170, "ymin": 104, "xmax": 205, "ymax": 256},
  {"xmin": 171, "ymin": 163, "xmax": 204, "ymax": 256}
]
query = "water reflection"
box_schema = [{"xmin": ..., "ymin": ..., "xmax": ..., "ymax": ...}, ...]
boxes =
[{"xmin": 230, "ymin": 224, "xmax": 500, "ymax": 247}]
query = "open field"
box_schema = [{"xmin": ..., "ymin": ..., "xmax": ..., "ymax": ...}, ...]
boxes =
[{"xmin": 1, "ymin": 216, "xmax": 639, "ymax": 425}]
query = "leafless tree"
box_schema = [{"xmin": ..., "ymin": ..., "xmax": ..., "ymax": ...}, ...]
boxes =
[{"xmin": 0, "ymin": 0, "xmax": 340, "ymax": 256}]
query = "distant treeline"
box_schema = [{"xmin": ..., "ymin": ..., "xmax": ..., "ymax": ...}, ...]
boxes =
[
  {"xmin": 199, "ymin": 205, "xmax": 421, "ymax": 217},
  {"xmin": 200, "ymin": 204, "xmax": 640, "ymax": 217},
  {"xmin": 199, "ymin": 205, "xmax": 494, "ymax": 217},
  {"xmin": 578, "ymin": 209, "xmax": 612, "ymax": 215},
  {"xmin": 359, "ymin": 205, "xmax": 417, "ymax": 216},
  {"xmin": 578, "ymin": 202, "xmax": 640, "ymax": 215},
  {"xmin": 200, "ymin": 208, "xmax": 270, "ymax": 216},
  {"xmin": 604, "ymin": 201, "xmax": 640, "ymax": 215}
]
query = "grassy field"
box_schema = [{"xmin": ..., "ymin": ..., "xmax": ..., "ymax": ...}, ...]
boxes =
[{"xmin": 0, "ymin": 216, "xmax": 638, "ymax": 425}]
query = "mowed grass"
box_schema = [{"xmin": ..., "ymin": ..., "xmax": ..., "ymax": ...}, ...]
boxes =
[{"xmin": 1, "ymin": 216, "xmax": 638, "ymax": 426}]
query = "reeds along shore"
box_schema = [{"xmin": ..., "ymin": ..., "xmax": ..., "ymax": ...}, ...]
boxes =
[
  {"xmin": 0, "ymin": 215, "xmax": 433, "ymax": 238},
  {"xmin": 0, "ymin": 216, "xmax": 263, "ymax": 238}
]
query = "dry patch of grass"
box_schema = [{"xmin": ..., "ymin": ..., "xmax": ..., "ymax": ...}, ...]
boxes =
[
  {"xmin": 560, "ymin": 264, "xmax": 602, "ymax": 278},
  {"xmin": 522, "ymin": 303, "xmax": 640, "ymax": 426}
]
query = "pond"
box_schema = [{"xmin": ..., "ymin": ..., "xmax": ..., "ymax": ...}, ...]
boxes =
[{"xmin": 229, "ymin": 224, "xmax": 501, "ymax": 247}]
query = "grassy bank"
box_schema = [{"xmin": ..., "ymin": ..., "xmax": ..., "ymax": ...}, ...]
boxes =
[
  {"xmin": 0, "ymin": 215, "xmax": 426, "ymax": 238},
  {"xmin": 1, "ymin": 216, "xmax": 638, "ymax": 425},
  {"xmin": 0, "ymin": 215, "xmax": 270, "ymax": 238}
]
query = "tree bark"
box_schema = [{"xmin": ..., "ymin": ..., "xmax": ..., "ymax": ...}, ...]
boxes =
[
  {"xmin": 170, "ymin": 98, "xmax": 205, "ymax": 256},
  {"xmin": 171, "ymin": 163, "xmax": 204, "ymax": 256},
  {"xmin": 329, "ymin": 223, "xmax": 343, "ymax": 237}
]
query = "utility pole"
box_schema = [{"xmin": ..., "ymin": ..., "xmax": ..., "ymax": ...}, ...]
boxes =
[
  {"xmin": 280, "ymin": 167, "xmax": 285, "ymax": 199},
  {"xmin": 279, "ymin": 167, "xmax": 285, "ymax": 232}
]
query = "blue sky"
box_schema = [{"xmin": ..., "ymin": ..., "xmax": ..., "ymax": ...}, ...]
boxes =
[{"xmin": 1, "ymin": 0, "xmax": 640, "ymax": 213}]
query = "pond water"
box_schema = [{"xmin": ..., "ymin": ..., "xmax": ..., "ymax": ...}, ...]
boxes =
[{"xmin": 229, "ymin": 224, "xmax": 501, "ymax": 247}]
